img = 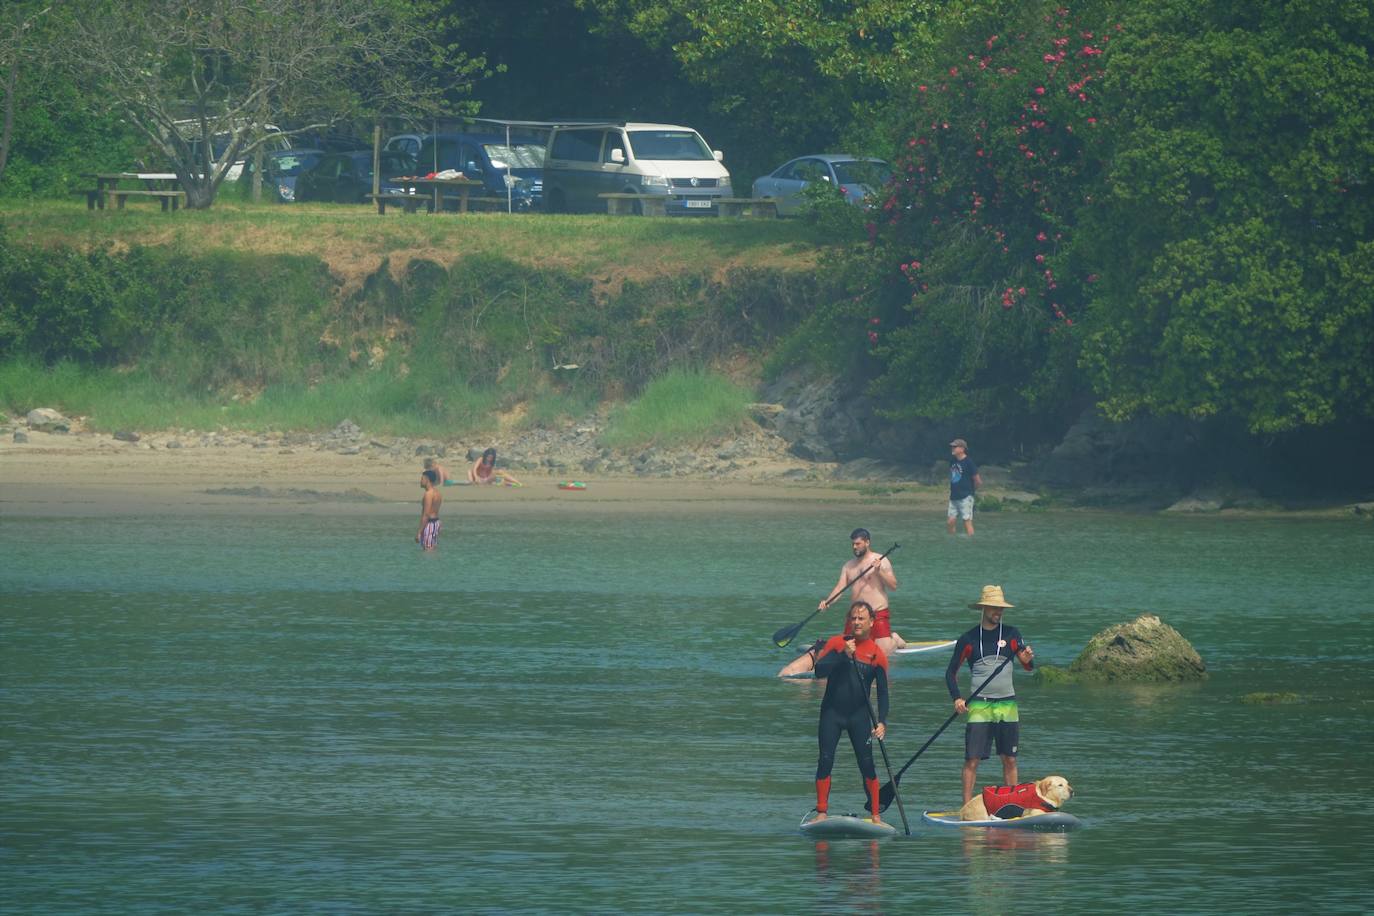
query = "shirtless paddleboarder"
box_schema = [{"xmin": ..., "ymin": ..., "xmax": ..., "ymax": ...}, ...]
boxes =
[
  {"xmin": 416, "ymin": 469, "xmax": 443, "ymax": 550},
  {"xmin": 778, "ymin": 528, "xmax": 905, "ymax": 677}
]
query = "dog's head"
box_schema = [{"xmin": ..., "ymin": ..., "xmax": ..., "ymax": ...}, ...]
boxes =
[{"xmin": 1035, "ymin": 776, "xmax": 1074, "ymax": 809}]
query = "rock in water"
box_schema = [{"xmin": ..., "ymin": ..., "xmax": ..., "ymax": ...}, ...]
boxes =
[{"xmin": 1064, "ymin": 614, "xmax": 1206, "ymax": 683}]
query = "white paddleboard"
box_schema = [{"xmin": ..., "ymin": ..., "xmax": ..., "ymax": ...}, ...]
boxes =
[
  {"xmin": 922, "ymin": 810, "xmax": 1082, "ymax": 831},
  {"xmin": 894, "ymin": 640, "xmax": 955, "ymax": 655},
  {"xmin": 799, "ymin": 813, "xmax": 898, "ymax": 839}
]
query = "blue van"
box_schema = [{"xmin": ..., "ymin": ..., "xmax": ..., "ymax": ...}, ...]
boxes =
[{"xmin": 412, "ymin": 132, "xmax": 545, "ymax": 211}]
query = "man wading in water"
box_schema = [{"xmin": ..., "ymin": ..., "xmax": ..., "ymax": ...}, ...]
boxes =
[
  {"xmin": 416, "ymin": 469, "xmax": 443, "ymax": 550},
  {"xmin": 809, "ymin": 601, "xmax": 890, "ymax": 823},
  {"xmin": 778, "ymin": 528, "xmax": 905, "ymax": 677}
]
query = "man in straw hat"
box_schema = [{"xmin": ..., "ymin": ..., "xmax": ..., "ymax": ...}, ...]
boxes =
[{"xmin": 945, "ymin": 585, "xmax": 1034, "ymax": 803}]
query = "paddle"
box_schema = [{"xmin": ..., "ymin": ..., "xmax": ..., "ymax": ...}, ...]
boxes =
[
  {"xmin": 846, "ymin": 650, "xmax": 911, "ymax": 836},
  {"xmin": 771, "ymin": 543, "xmax": 900, "ymax": 648},
  {"xmin": 866, "ymin": 651, "xmax": 1017, "ymax": 814}
]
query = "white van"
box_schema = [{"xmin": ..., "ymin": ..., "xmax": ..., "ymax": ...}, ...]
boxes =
[{"xmin": 542, "ymin": 122, "xmax": 731, "ymax": 214}]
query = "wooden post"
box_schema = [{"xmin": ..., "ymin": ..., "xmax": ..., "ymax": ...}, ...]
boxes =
[{"xmin": 372, "ymin": 124, "xmax": 381, "ymax": 201}]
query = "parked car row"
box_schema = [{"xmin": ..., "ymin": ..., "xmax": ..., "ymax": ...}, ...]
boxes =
[{"xmin": 218, "ymin": 119, "xmax": 892, "ymax": 216}]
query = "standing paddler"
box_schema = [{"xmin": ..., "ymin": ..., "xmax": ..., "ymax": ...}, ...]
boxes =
[
  {"xmin": 778, "ymin": 528, "xmax": 905, "ymax": 677},
  {"xmin": 809, "ymin": 601, "xmax": 890, "ymax": 823}
]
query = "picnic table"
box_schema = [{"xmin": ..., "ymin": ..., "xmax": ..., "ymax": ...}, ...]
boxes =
[
  {"xmin": 385, "ymin": 176, "xmax": 485, "ymax": 215},
  {"xmin": 77, "ymin": 173, "xmax": 185, "ymax": 211}
]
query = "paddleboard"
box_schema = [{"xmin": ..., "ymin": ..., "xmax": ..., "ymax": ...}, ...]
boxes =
[
  {"xmin": 894, "ymin": 640, "xmax": 955, "ymax": 655},
  {"xmin": 922, "ymin": 810, "xmax": 1082, "ymax": 831},
  {"xmin": 799, "ymin": 813, "xmax": 898, "ymax": 839}
]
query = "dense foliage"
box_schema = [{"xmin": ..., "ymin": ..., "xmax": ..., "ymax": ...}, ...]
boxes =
[{"xmin": 781, "ymin": 0, "xmax": 1372, "ymax": 436}]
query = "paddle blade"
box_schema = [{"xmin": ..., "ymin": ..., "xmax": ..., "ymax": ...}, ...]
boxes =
[{"xmin": 772, "ymin": 621, "xmax": 805, "ymax": 648}]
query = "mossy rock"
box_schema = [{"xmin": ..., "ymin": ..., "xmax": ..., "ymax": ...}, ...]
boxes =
[
  {"xmin": 1033, "ymin": 665, "xmax": 1079, "ymax": 686},
  {"xmin": 1065, "ymin": 614, "xmax": 1207, "ymax": 683},
  {"xmin": 1240, "ymin": 692, "xmax": 1303, "ymax": 705}
]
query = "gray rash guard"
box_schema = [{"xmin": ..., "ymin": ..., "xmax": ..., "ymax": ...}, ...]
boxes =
[{"xmin": 945, "ymin": 623, "xmax": 1031, "ymax": 700}]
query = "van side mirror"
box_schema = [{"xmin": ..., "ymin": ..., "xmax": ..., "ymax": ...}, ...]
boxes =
[
  {"xmin": 713, "ymin": 150, "xmax": 723, "ymax": 162},
  {"xmin": 465, "ymin": 160, "xmax": 480, "ymax": 174},
  {"xmin": 611, "ymin": 148, "xmax": 625, "ymax": 164}
]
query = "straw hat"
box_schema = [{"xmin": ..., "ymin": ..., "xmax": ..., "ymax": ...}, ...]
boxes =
[{"xmin": 969, "ymin": 585, "xmax": 1014, "ymax": 609}]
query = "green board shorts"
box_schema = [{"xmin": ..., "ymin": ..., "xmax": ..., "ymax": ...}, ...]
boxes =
[{"xmin": 965, "ymin": 698, "xmax": 1019, "ymax": 759}]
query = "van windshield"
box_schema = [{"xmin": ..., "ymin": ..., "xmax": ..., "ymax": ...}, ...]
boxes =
[
  {"xmin": 626, "ymin": 130, "xmax": 714, "ymax": 161},
  {"xmin": 482, "ymin": 143, "xmax": 545, "ymax": 170}
]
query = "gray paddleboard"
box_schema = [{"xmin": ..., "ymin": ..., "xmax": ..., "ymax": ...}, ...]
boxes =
[
  {"xmin": 922, "ymin": 810, "xmax": 1082, "ymax": 831},
  {"xmin": 799, "ymin": 814, "xmax": 898, "ymax": 838}
]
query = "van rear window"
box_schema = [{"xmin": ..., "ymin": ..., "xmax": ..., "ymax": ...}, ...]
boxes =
[{"xmin": 627, "ymin": 131, "xmax": 713, "ymax": 161}]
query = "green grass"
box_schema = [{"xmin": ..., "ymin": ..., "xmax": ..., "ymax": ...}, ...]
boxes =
[
  {"xmin": 599, "ymin": 369, "xmax": 753, "ymax": 449},
  {"xmin": 0, "ymin": 359, "xmax": 500, "ymax": 438},
  {"xmin": 0, "ymin": 199, "xmax": 824, "ymax": 281}
]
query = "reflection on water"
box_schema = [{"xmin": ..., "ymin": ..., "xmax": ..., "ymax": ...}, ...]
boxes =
[
  {"xmin": 812, "ymin": 839, "xmax": 884, "ymax": 913},
  {"xmin": 961, "ymin": 830, "xmax": 1071, "ymax": 909}
]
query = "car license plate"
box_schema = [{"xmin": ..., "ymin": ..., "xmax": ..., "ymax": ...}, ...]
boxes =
[{"xmin": 685, "ymin": 199, "xmax": 712, "ymax": 209}]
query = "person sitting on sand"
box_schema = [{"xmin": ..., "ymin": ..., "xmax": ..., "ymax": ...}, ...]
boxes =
[
  {"xmin": 468, "ymin": 448, "xmax": 521, "ymax": 486},
  {"xmin": 423, "ymin": 457, "xmax": 451, "ymax": 487}
]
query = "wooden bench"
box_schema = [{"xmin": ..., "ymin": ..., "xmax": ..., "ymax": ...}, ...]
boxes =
[
  {"xmin": 716, "ymin": 197, "xmax": 779, "ymax": 219},
  {"xmin": 366, "ymin": 193, "xmax": 431, "ymax": 215},
  {"xmin": 99, "ymin": 189, "xmax": 186, "ymax": 211},
  {"xmin": 598, "ymin": 193, "xmax": 668, "ymax": 217}
]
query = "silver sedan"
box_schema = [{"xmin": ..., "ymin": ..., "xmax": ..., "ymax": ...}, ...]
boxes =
[{"xmin": 752, "ymin": 155, "xmax": 892, "ymax": 216}]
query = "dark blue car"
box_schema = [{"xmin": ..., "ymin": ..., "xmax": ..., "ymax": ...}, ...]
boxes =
[
  {"xmin": 412, "ymin": 132, "xmax": 545, "ymax": 211},
  {"xmin": 294, "ymin": 150, "xmax": 416, "ymax": 204}
]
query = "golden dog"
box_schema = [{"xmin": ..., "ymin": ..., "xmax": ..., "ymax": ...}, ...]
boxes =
[{"xmin": 960, "ymin": 776, "xmax": 1074, "ymax": 821}]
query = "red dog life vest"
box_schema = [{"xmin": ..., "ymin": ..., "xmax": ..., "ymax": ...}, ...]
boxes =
[{"xmin": 981, "ymin": 783, "xmax": 1055, "ymax": 818}]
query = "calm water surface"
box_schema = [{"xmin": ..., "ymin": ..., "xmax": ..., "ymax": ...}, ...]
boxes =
[{"xmin": 3, "ymin": 505, "xmax": 1372, "ymax": 913}]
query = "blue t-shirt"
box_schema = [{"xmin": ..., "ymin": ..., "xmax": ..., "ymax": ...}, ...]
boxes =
[{"xmin": 950, "ymin": 456, "xmax": 978, "ymax": 500}]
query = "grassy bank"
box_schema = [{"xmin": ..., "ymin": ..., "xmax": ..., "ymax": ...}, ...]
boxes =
[{"xmin": 0, "ymin": 202, "xmax": 834, "ymax": 441}]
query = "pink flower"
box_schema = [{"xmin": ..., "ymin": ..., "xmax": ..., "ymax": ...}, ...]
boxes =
[
  {"xmin": 1086, "ymin": 273, "xmax": 1099, "ymax": 282},
  {"xmin": 1086, "ymin": 117, "xmax": 1097, "ymax": 125},
  {"xmin": 1018, "ymin": 287, "xmax": 1027, "ymax": 295},
  {"xmin": 911, "ymin": 261, "xmax": 922, "ymax": 270},
  {"xmin": 869, "ymin": 317, "xmax": 881, "ymax": 325},
  {"xmin": 868, "ymin": 331, "xmax": 880, "ymax": 344},
  {"xmin": 918, "ymin": 84, "xmax": 928, "ymax": 92},
  {"xmin": 1035, "ymin": 254, "xmax": 1046, "ymax": 263},
  {"xmin": 949, "ymin": 66, "xmax": 959, "ymax": 76},
  {"xmin": 1034, "ymin": 86, "xmax": 1046, "ymax": 96},
  {"xmin": 1036, "ymin": 231, "xmax": 1047, "ymax": 241}
]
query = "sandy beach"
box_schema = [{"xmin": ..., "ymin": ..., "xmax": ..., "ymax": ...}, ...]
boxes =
[{"xmin": 0, "ymin": 427, "xmax": 952, "ymax": 518}]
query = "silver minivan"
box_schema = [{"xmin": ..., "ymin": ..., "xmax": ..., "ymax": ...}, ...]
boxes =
[{"xmin": 542, "ymin": 122, "xmax": 731, "ymax": 214}]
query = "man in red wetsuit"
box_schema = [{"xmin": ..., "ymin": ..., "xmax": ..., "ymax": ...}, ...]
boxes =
[{"xmin": 810, "ymin": 601, "xmax": 890, "ymax": 823}]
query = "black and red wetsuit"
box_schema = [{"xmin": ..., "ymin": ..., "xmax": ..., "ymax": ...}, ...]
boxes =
[{"xmin": 813, "ymin": 634, "xmax": 889, "ymax": 815}]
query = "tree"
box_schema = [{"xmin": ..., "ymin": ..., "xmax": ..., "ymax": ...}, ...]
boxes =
[
  {"xmin": 579, "ymin": 0, "xmax": 969, "ymax": 186},
  {"xmin": 56, "ymin": 0, "xmax": 484, "ymax": 208},
  {"xmin": 0, "ymin": 3, "xmax": 49, "ymax": 183},
  {"xmin": 1077, "ymin": 0, "xmax": 1374, "ymax": 433}
]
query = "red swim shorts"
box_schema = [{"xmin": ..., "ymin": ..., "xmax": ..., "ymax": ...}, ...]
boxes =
[{"xmin": 872, "ymin": 607, "xmax": 892, "ymax": 639}]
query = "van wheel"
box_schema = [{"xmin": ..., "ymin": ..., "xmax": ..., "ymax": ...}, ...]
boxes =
[{"xmin": 546, "ymin": 189, "xmax": 566, "ymax": 213}]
